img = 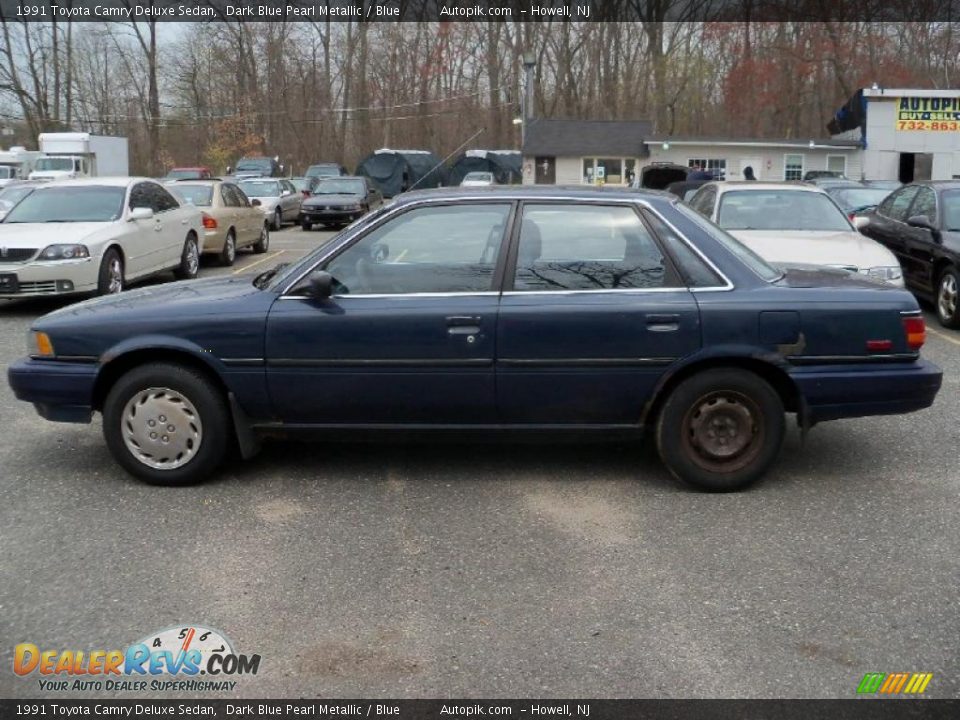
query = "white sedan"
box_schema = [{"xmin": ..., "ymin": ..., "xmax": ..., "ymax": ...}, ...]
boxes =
[
  {"xmin": 687, "ymin": 181, "xmax": 904, "ymax": 286},
  {"xmin": 0, "ymin": 177, "xmax": 203, "ymax": 298},
  {"xmin": 460, "ymin": 171, "xmax": 495, "ymax": 187}
]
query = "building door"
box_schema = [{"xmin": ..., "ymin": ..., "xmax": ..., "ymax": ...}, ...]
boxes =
[
  {"xmin": 899, "ymin": 152, "xmax": 933, "ymax": 183},
  {"xmin": 535, "ymin": 156, "xmax": 555, "ymax": 184}
]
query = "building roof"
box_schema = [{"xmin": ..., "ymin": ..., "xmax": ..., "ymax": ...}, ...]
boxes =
[
  {"xmin": 863, "ymin": 88, "xmax": 960, "ymax": 99},
  {"xmin": 523, "ymin": 119, "xmax": 652, "ymax": 157},
  {"xmin": 644, "ymin": 136, "xmax": 861, "ymax": 149}
]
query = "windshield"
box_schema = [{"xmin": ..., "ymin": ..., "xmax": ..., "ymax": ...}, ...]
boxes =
[
  {"xmin": 238, "ymin": 180, "xmax": 280, "ymax": 198},
  {"xmin": 236, "ymin": 159, "xmax": 272, "ymax": 172},
  {"xmin": 314, "ymin": 179, "xmax": 365, "ymax": 195},
  {"xmin": 717, "ymin": 190, "xmax": 852, "ymax": 232},
  {"xmin": 3, "ymin": 185, "xmax": 125, "ymax": 223},
  {"xmin": 172, "ymin": 184, "xmax": 214, "ymax": 207},
  {"xmin": 306, "ymin": 164, "xmax": 340, "ymax": 178},
  {"xmin": 291, "ymin": 178, "xmax": 313, "ymax": 192},
  {"xmin": 166, "ymin": 169, "xmax": 205, "ymax": 180},
  {"xmin": 828, "ymin": 187, "xmax": 891, "ymax": 212},
  {"xmin": 676, "ymin": 203, "xmax": 783, "ymax": 282},
  {"xmin": 34, "ymin": 157, "xmax": 75, "ymax": 172},
  {"xmin": 0, "ymin": 185, "xmax": 35, "ymax": 206},
  {"xmin": 941, "ymin": 191, "xmax": 960, "ymax": 231}
]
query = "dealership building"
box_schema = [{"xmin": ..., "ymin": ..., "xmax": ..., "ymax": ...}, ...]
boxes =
[{"xmin": 521, "ymin": 88, "xmax": 960, "ymax": 185}]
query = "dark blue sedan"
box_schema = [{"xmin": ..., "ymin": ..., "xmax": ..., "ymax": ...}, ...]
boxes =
[{"xmin": 7, "ymin": 187, "xmax": 943, "ymax": 491}]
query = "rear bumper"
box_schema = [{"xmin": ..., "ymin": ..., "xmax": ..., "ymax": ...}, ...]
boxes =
[
  {"xmin": 790, "ymin": 358, "xmax": 943, "ymax": 424},
  {"xmin": 7, "ymin": 357, "xmax": 98, "ymax": 423}
]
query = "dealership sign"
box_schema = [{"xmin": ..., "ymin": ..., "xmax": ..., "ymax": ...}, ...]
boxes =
[{"xmin": 896, "ymin": 96, "xmax": 960, "ymax": 131}]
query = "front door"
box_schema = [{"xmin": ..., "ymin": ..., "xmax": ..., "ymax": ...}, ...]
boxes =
[
  {"xmin": 265, "ymin": 202, "xmax": 514, "ymax": 424},
  {"xmin": 496, "ymin": 202, "xmax": 701, "ymax": 425},
  {"xmin": 535, "ymin": 157, "xmax": 555, "ymax": 184}
]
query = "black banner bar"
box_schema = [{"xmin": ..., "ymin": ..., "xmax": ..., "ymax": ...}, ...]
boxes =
[{"xmin": 2, "ymin": 700, "xmax": 960, "ymax": 720}]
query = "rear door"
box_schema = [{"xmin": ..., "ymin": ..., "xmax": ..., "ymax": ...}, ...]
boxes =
[
  {"xmin": 861, "ymin": 185, "xmax": 920, "ymax": 263},
  {"xmin": 264, "ymin": 201, "xmax": 513, "ymax": 424},
  {"xmin": 495, "ymin": 201, "xmax": 702, "ymax": 425}
]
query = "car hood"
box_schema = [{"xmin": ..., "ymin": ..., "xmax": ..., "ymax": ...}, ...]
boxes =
[
  {"xmin": 303, "ymin": 194, "xmax": 361, "ymax": 207},
  {"xmin": 0, "ymin": 222, "xmax": 112, "ymax": 248},
  {"xmin": 729, "ymin": 229, "xmax": 899, "ymax": 270}
]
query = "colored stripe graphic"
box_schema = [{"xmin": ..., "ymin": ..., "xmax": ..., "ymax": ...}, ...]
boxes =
[{"xmin": 858, "ymin": 672, "xmax": 933, "ymax": 695}]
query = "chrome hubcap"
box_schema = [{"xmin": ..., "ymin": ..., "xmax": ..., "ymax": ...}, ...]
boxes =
[
  {"xmin": 683, "ymin": 391, "xmax": 763, "ymax": 472},
  {"xmin": 186, "ymin": 240, "xmax": 199, "ymax": 275},
  {"xmin": 107, "ymin": 258, "xmax": 122, "ymax": 294},
  {"xmin": 226, "ymin": 235, "xmax": 235, "ymax": 261},
  {"xmin": 939, "ymin": 274, "xmax": 957, "ymax": 319},
  {"xmin": 121, "ymin": 387, "xmax": 202, "ymax": 470}
]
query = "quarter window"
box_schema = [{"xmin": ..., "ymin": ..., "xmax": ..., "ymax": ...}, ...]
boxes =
[
  {"xmin": 643, "ymin": 210, "xmax": 723, "ymax": 288},
  {"xmin": 321, "ymin": 204, "xmax": 511, "ymax": 295},
  {"xmin": 511, "ymin": 204, "xmax": 670, "ymax": 291}
]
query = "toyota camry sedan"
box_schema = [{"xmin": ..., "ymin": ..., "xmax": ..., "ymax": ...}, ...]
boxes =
[
  {"xmin": 8, "ymin": 187, "xmax": 942, "ymax": 491},
  {"xmin": 0, "ymin": 178, "xmax": 203, "ymax": 298}
]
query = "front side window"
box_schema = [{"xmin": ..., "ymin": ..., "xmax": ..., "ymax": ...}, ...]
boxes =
[
  {"xmin": 784, "ymin": 154, "xmax": 804, "ymax": 181},
  {"xmin": 512, "ymin": 204, "xmax": 669, "ymax": 292},
  {"xmin": 320, "ymin": 203, "xmax": 511, "ymax": 295},
  {"xmin": 884, "ymin": 185, "xmax": 921, "ymax": 222},
  {"xmin": 909, "ymin": 187, "xmax": 937, "ymax": 224}
]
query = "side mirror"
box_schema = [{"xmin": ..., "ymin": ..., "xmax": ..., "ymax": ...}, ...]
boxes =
[
  {"xmin": 281, "ymin": 189, "xmax": 291, "ymax": 197},
  {"xmin": 907, "ymin": 214, "xmax": 942, "ymax": 241},
  {"xmin": 129, "ymin": 207, "xmax": 154, "ymax": 221},
  {"xmin": 251, "ymin": 198, "xmax": 261, "ymax": 207},
  {"xmin": 308, "ymin": 270, "xmax": 334, "ymax": 299},
  {"xmin": 853, "ymin": 215, "xmax": 869, "ymax": 230}
]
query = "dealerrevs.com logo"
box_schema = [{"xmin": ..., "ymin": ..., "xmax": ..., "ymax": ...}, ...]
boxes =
[{"xmin": 14, "ymin": 625, "xmax": 261, "ymax": 692}]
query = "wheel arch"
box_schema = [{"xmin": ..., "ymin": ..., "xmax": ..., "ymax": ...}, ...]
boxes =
[
  {"xmin": 933, "ymin": 257, "xmax": 956, "ymax": 285},
  {"xmin": 641, "ymin": 353, "xmax": 800, "ymax": 429}
]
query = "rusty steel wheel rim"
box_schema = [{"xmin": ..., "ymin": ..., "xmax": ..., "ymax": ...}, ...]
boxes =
[{"xmin": 681, "ymin": 390, "xmax": 765, "ymax": 473}]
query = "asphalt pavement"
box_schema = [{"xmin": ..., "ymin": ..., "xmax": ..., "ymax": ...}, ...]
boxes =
[{"xmin": 1, "ymin": 226, "xmax": 958, "ymax": 699}]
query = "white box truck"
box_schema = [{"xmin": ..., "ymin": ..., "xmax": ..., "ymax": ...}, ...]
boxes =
[
  {"xmin": 30, "ymin": 132, "xmax": 129, "ymax": 180},
  {"xmin": 0, "ymin": 146, "xmax": 43, "ymax": 187}
]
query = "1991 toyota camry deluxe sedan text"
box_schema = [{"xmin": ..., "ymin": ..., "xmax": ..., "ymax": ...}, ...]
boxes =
[{"xmin": 7, "ymin": 187, "xmax": 943, "ymax": 491}]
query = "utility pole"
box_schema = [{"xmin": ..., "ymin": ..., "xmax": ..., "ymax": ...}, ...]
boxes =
[{"xmin": 521, "ymin": 51, "xmax": 536, "ymax": 146}]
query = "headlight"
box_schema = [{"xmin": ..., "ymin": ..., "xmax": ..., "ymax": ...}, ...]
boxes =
[
  {"xmin": 27, "ymin": 330, "xmax": 55, "ymax": 357},
  {"xmin": 864, "ymin": 266, "xmax": 903, "ymax": 282},
  {"xmin": 340, "ymin": 204, "xmax": 362, "ymax": 211},
  {"xmin": 38, "ymin": 244, "xmax": 89, "ymax": 260}
]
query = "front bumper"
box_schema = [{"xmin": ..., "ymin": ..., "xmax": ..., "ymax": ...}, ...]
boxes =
[
  {"xmin": 301, "ymin": 207, "xmax": 363, "ymax": 224},
  {"xmin": 0, "ymin": 258, "xmax": 98, "ymax": 298},
  {"xmin": 790, "ymin": 358, "xmax": 943, "ymax": 424},
  {"xmin": 8, "ymin": 357, "xmax": 98, "ymax": 422}
]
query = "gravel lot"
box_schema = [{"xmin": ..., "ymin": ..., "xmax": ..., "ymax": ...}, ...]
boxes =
[{"xmin": 1, "ymin": 225, "xmax": 958, "ymax": 699}]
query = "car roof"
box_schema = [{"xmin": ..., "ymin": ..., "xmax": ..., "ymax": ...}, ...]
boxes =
[
  {"xmin": 394, "ymin": 185, "xmax": 672, "ymax": 203},
  {"xmin": 708, "ymin": 181, "xmax": 827, "ymax": 194},
  {"xmin": 317, "ymin": 175, "xmax": 365, "ymax": 181},
  {"xmin": 914, "ymin": 180, "xmax": 960, "ymax": 190},
  {"xmin": 29, "ymin": 177, "xmax": 149, "ymax": 188}
]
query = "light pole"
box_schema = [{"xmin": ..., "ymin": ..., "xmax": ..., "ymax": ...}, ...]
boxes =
[{"xmin": 521, "ymin": 51, "xmax": 536, "ymax": 146}]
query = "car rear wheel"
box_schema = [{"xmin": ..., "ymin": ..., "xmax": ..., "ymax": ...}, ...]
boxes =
[
  {"xmin": 174, "ymin": 234, "xmax": 200, "ymax": 280},
  {"xmin": 272, "ymin": 208, "xmax": 282, "ymax": 231},
  {"xmin": 97, "ymin": 248, "xmax": 124, "ymax": 296},
  {"xmin": 218, "ymin": 231, "xmax": 236, "ymax": 267},
  {"xmin": 102, "ymin": 363, "xmax": 230, "ymax": 486},
  {"xmin": 253, "ymin": 223, "xmax": 270, "ymax": 253},
  {"xmin": 656, "ymin": 368, "xmax": 785, "ymax": 492},
  {"xmin": 936, "ymin": 267, "xmax": 960, "ymax": 328}
]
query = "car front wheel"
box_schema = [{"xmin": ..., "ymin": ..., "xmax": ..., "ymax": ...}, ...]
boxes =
[
  {"xmin": 97, "ymin": 248, "xmax": 124, "ymax": 296},
  {"xmin": 174, "ymin": 234, "xmax": 200, "ymax": 280},
  {"xmin": 102, "ymin": 363, "xmax": 230, "ymax": 486},
  {"xmin": 936, "ymin": 266, "xmax": 960, "ymax": 328},
  {"xmin": 272, "ymin": 208, "xmax": 282, "ymax": 231},
  {"xmin": 656, "ymin": 368, "xmax": 785, "ymax": 492}
]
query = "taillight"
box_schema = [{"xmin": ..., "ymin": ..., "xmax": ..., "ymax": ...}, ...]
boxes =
[
  {"xmin": 902, "ymin": 315, "xmax": 926, "ymax": 350},
  {"xmin": 202, "ymin": 212, "xmax": 217, "ymax": 230}
]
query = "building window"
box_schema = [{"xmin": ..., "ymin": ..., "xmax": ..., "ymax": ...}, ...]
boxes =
[
  {"xmin": 827, "ymin": 155, "xmax": 847, "ymax": 176},
  {"xmin": 688, "ymin": 158, "xmax": 726, "ymax": 180},
  {"xmin": 784, "ymin": 154, "xmax": 805, "ymax": 181},
  {"xmin": 582, "ymin": 158, "xmax": 636, "ymax": 185}
]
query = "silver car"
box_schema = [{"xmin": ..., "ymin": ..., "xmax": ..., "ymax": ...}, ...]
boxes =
[{"xmin": 236, "ymin": 178, "xmax": 301, "ymax": 231}]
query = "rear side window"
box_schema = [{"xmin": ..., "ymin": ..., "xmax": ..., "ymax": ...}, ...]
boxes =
[
  {"xmin": 643, "ymin": 209, "xmax": 724, "ymax": 288},
  {"xmin": 512, "ymin": 204, "xmax": 670, "ymax": 291}
]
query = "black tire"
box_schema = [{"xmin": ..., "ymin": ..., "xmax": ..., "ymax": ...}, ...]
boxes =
[
  {"xmin": 656, "ymin": 368, "xmax": 785, "ymax": 492},
  {"xmin": 935, "ymin": 266, "xmax": 960, "ymax": 328},
  {"xmin": 272, "ymin": 208, "xmax": 282, "ymax": 231},
  {"xmin": 218, "ymin": 230, "xmax": 236, "ymax": 267},
  {"xmin": 102, "ymin": 363, "xmax": 231, "ymax": 486},
  {"xmin": 253, "ymin": 223, "xmax": 270, "ymax": 254},
  {"xmin": 301, "ymin": 220, "xmax": 312, "ymax": 231},
  {"xmin": 96, "ymin": 248, "xmax": 124, "ymax": 296},
  {"xmin": 173, "ymin": 234, "xmax": 200, "ymax": 280}
]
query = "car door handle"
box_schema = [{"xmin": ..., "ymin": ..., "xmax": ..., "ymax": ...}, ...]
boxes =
[
  {"xmin": 446, "ymin": 316, "xmax": 482, "ymax": 337},
  {"xmin": 646, "ymin": 314, "xmax": 680, "ymax": 332},
  {"xmin": 153, "ymin": 222, "xmax": 163, "ymax": 232}
]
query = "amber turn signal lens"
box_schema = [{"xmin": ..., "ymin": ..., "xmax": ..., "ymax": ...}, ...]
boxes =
[
  {"xmin": 32, "ymin": 331, "xmax": 55, "ymax": 357},
  {"xmin": 902, "ymin": 316, "xmax": 926, "ymax": 351}
]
